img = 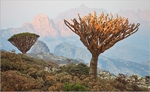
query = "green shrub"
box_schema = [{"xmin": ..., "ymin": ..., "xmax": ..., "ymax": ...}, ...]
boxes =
[
  {"xmin": 63, "ymin": 82, "xmax": 72, "ymax": 91},
  {"xmin": 69, "ymin": 63, "xmax": 89, "ymax": 76},
  {"xmin": 73, "ymin": 83, "xmax": 88, "ymax": 91},
  {"xmin": 63, "ymin": 82, "xmax": 87, "ymax": 91}
]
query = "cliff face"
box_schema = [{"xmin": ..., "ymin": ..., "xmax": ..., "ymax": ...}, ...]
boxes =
[{"xmin": 32, "ymin": 14, "xmax": 59, "ymax": 37}]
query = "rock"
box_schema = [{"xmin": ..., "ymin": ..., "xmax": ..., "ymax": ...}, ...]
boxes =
[
  {"xmin": 145, "ymin": 76, "xmax": 150, "ymax": 84},
  {"xmin": 30, "ymin": 40, "xmax": 50, "ymax": 53},
  {"xmin": 97, "ymin": 69, "xmax": 116, "ymax": 80},
  {"xmin": 130, "ymin": 74, "xmax": 138, "ymax": 82},
  {"xmin": 137, "ymin": 76, "xmax": 142, "ymax": 81},
  {"xmin": 115, "ymin": 74, "xmax": 150, "ymax": 89},
  {"xmin": 44, "ymin": 67, "xmax": 51, "ymax": 72}
]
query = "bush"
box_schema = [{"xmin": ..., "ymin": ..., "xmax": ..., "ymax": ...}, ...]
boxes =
[
  {"xmin": 60, "ymin": 63, "xmax": 89, "ymax": 77},
  {"xmin": 1, "ymin": 58, "xmax": 27, "ymax": 72},
  {"xmin": 1, "ymin": 70, "xmax": 41, "ymax": 91},
  {"xmin": 63, "ymin": 82, "xmax": 87, "ymax": 91},
  {"xmin": 1, "ymin": 51, "xmax": 22, "ymax": 62}
]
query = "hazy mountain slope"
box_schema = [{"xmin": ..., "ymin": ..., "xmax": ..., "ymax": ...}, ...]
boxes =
[
  {"xmin": 54, "ymin": 42, "xmax": 91, "ymax": 63},
  {"xmin": 30, "ymin": 40, "xmax": 50, "ymax": 53},
  {"xmin": 98, "ymin": 56, "xmax": 149, "ymax": 77},
  {"xmin": 118, "ymin": 9, "xmax": 150, "ymax": 52},
  {"xmin": 54, "ymin": 42, "xmax": 150, "ymax": 77},
  {"xmin": 54, "ymin": 42, "xmax": 150, "ymax": 63},
  {"xmin": 101, "ymin": 42, "xmax": 150, "ymax": 62}
]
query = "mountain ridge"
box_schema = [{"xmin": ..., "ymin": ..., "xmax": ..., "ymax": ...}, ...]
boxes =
[
  {"xmin": 0, "ymin": 4, "xmax": 149, "ymax": 65},
  {"xmin": 1, "ymin": 5, "xmax": 149, "ymax": 38}
]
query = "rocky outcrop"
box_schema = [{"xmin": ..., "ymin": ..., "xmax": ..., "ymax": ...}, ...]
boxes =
[
  {"xmin": 97, "ymin": 69, "xmax": 150, "ymax": 89},
  {"xmin": 30, "ymin": 40, "xmax": 50, "ymax": 53},
  {"xmin": 115, "ymin": 73, "xmax": 150, "ymax": 89},
  {"xmin": 97, "ymin": 69, "xmax": 116, "ymax": 80}
]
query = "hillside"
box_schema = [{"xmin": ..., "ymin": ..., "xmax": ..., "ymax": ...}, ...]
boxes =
[{"xmin": 1, "ymin": 51, "xmax": 150, "ymax": 91}]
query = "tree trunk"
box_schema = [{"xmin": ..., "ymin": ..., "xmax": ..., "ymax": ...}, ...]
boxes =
[{"xmin": 89, "ymin": 54, "xmax": 98, "ymax": 78}]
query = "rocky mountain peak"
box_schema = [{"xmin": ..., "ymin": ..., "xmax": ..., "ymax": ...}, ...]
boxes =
[
  {"xmin": 54, "ymin": 42, "xmax": 76, "ymax": 58},
  {"xmin": 32, "ymin": 14, "xmax": 58, "ymax": 37},
  {"xmin": 30, "ymin": 40, "xmax": 50, "ymax": 53}
]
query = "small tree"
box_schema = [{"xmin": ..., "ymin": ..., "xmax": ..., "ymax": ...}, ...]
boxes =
[
  {"xmin": 64, "ymin": 11, "xmax": 140, "ymax": 78},
  {"xmin": 8, "ymin": 32, "xmax": 39, "ymax": 54}
]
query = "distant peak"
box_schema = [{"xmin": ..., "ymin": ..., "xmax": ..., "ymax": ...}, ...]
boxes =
[
  {"xmin": 32, "ymin": 14, "xmax": 50, "ymax": 24},
  {"xmin": 36, "ymin": 14, "xmax": 48, "ymax": 17},
  {"xmin": 33, "ymin": 14, "xmax": 49, "ymax": 20},
  {"xmin": 79, "ymin": 4, "xmax": 87, "ymax": 8},
  {"xmin": 22, "ymin": 22, "xmax": 32, "ymax": 26}
]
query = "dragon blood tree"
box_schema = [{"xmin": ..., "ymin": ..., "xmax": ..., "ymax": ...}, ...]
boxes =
[
  {"xmin": 8, "ymin": 32, "xmax": 40, "ymax": 54},
  {"xmin": 64, "ymin": 11, "xmax": 140, "ymax": 78}
]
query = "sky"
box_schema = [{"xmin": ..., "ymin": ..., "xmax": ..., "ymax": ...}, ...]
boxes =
[{"xmin": 1, "ymin": 0, "xmax": 150, "ymax": 29}]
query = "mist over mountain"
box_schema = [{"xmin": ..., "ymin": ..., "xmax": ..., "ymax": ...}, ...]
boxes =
[
  {"xmin": 98, "ymin": 56, "xmax": 149, "ymax": 77},
  {"xmin": 118, "ymin": 9, "xmax": 150, "ymax": 52},
  {"xmin": 0, "ymin": 4, "xmax": 149, "ymax": 64},
  {"xmin": 54, "ymin": 4, "xmax": 107, "ymax": 22}
]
